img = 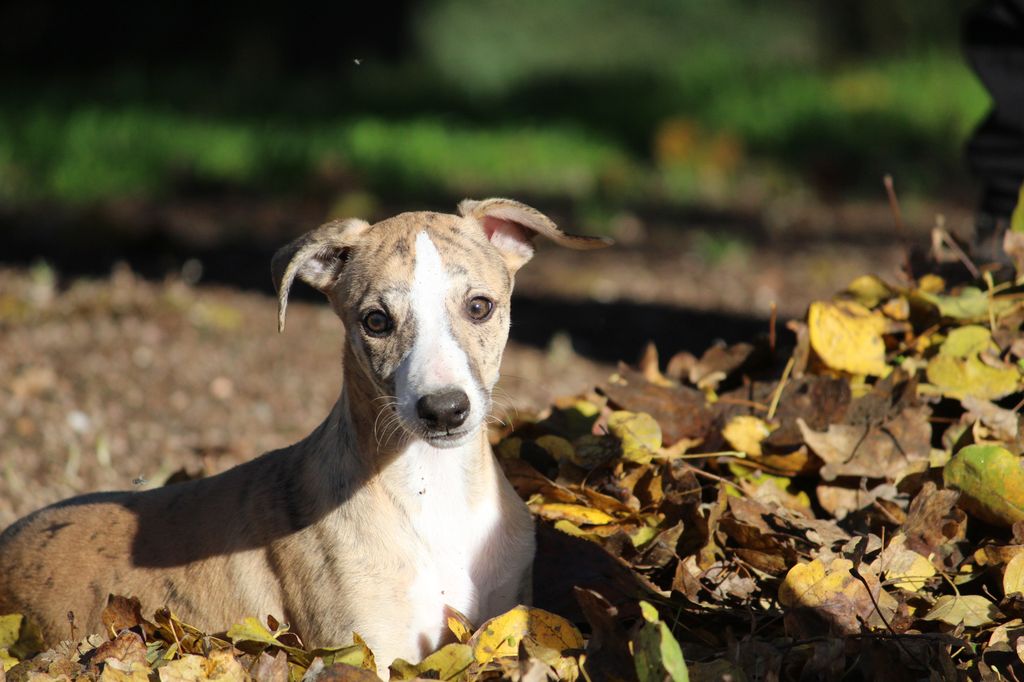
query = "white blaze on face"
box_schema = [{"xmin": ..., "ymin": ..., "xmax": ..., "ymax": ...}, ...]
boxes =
[{"xmin": 396, "ymin": 232, "xmax": 480, "ymax": 442}]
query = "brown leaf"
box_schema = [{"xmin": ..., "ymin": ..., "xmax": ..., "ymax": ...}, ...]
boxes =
[
  {"xmin": 798, "ymin": 405, "xmax": 931, "ymax": 482},
  {"xmin": 816, "ymin": 482, "xmax": 900, "ymax": 521},
  {"xmin": 500, "ymin": 458, "xmax": 576, "ymax": 503},
  {"xmin": 574, "ymin": 589, "xmax": 635, "ymax": 682},
  {"xmin": 599, "ymin": 365, "xmax": 712, "ymax": 444},
  {"xmin": 315, "ymin": 663, "xmax": 380, "ymax": 681},
  {"xmin": 532, "ymin": 522, "xmax": 648, "ymax": 622},
  {"xmin": 688, "ymin": 342, "xmax": 756, "ymax": 390},
  {"xmin": 902, "ymin": 482, "xmax": 967, "ymax": 572},
  {"xmin": 90, "ymin": 631, "xmax": 148, "ymax": 673},
  {"xmin": 101, "ymin": 595, "xmax": 145, "ymax": 637},
  {"xmin": 251, "ymin": 650, "xmax": 288, "ymax": 682}
]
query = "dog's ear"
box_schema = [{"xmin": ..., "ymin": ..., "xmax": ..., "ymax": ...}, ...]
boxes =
[
  {"xmin": 458, "ymin": 197, "xmax": 612, "ymax": 273},
  {"xmin": 271, "ymin": 218, "xmax": 371, "ymax": 332}
]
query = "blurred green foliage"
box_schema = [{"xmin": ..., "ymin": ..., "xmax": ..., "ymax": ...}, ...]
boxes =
[{"xmin": 0, "ymin": 1, "xmax": 988, "ymax": 208}]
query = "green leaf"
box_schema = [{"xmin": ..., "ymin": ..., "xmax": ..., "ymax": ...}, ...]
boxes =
[
  {"xmin": 1011, "ymin": 181, "xmax": 1024, "ymax": 234},
  {"xmin": 226, "ymin": 617, "xmax": 307, "ymax": 660},
  {"xmin": 633, "ymin": 601, "xmax": 689, "ymax": 682},
  {"xmin": 925, "ymin": 326, "xmax": 1021, "ymax": 401},
  {"xmin": 944, "ymin": 444, "xmax": 1024, "ymax": 526}
]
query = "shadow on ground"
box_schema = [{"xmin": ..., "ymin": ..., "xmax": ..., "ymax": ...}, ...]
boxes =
[{"xmin": 1, "ymin": 207, "xmax": 769, "ymax": 363}]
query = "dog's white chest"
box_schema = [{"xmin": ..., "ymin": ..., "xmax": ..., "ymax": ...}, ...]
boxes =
[{"xmin": 398, "ymin": 442, "xmax": 504, "ymax": 653}]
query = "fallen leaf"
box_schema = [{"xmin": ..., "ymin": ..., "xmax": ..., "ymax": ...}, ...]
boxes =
[
  {"xmin": 633, "ymin": 602, "xmax": 689, "ymax": 682},
  {"xmin": 944, "ymin": 444, "xmax": 1024, "ymax": 526},
  {"xmin": 470, "ymin": 606, "xmax": 583, "ymax": 665},
  {"xmin": 925, "ymin": 326, "xmax": 1022, "ymax": 400},
  {"xmin": 91, "ymin": 631, "xmax": 148, "ymax": 672},
  {"xmin": 722, "ymin": 415, "xmax": 771, "ymax": 456},
  {"xmin": 879, "ymin": 534, "xmax": 935, "ymax": 592},
  {"xmin": 808, "ymin": 300, "xmax": 889, "ymax": 376},
  {"xmin": 535, "ymin": 435, "xmax": 575, "ymax": 463},
  {"xmin": 391, "ymin": 643, "xmax": 473, "ymax": 681},
  {"xmin": 157, "ymin": 651, "xmax": 246, "ymax": 682},
  {"xmin": 798, "ymin": 406, "xmax": 931, "ymax": 482},
  {"xmin": 923, "ymin": 595, "xmax": 1001, "ymax": 628},
  {"xmin": 445, "ymin": 607, "xmax": 473, "ymax": 644},
  {"xmin": 901, "ymin": 483, "xmax": 967, "ymax": 571},
  {"xmin": 1005, "ymin": 552, "xmax": 1024, "ymax": 597},
  {"xmin": 844, "ymin": 275, "xmax": 892, "ymax": 309},
  {"xmin": 600, "ymin": 366, "xmax": 713, "ymax": 444},
  {"xmin": 101, "ymin": 595, "xmax": 145, "ymax": 637},
  {"xmin": 607, "ymin": 411, "xmax": 662, "ymax": 463},
  {"xmin": 778, "ymin": 557, "xmax": 895, "ymax": 635},
  {"xmin": 533, "ymin": 502, "xmax": 617, "ymax": 526},
  {"xmin": 251, "ymin": 650, "xmax": 289, "ymax": 682},
  {"xmin": 312, "ymin": 662, "xmax": 380, "ymax": 681}
]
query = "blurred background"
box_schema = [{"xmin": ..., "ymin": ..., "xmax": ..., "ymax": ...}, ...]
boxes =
[
  {"xmin": 0, "ymin": 0, "xmax": 991, "ymax": 346},
  {"xmin": 0, "ymin": 0, "xmax": 1002, "ymax": 519}
]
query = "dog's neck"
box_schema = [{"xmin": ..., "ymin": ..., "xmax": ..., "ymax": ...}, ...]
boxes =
[{"xmin": 301, "ymin": 353, "xmax": 494, "ymax": 509}]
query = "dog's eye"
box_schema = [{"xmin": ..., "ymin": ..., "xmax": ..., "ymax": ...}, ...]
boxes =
[
  {"xmin": 362, "ymin": 310, "xmax": 392, "ymax": 335},
  {"xmin": 466, "ymin": 296, "xmax": 494, "ymax": 322}
]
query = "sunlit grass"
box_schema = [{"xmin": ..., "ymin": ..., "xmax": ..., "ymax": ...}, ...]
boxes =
[{"xmin": 0, "ymin": 53, "xmax": 988, "ymax": 207}]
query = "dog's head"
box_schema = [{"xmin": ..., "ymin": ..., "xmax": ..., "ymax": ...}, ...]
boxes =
[{"xmin": 272, "ymin": 198, "xmax": 610, "ymax": 449}]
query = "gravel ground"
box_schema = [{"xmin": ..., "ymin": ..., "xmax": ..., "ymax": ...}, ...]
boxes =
[{"xmin": 0, "ymin": 197, "xmax": 975, "ymax": 527}]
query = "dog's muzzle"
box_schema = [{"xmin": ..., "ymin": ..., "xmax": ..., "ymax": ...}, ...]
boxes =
[{"xmin": 416, "ymin": 388, "xmax": 470, "ymax": 432}]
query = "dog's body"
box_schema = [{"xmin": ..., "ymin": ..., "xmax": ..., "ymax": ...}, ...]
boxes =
[{"xmin": 0, "ymin": 199, "xmax": 609, "ymax": 672}]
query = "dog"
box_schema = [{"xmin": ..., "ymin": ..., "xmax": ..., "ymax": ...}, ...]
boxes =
[{"xmin": 0, "ymin": 198, "xmax": 611, "ymax": 675}]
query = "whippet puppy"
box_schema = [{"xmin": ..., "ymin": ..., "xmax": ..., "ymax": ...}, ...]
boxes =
[{"xmin": 0, "ymin": 198, "xmax": 610, "ymax": 674}]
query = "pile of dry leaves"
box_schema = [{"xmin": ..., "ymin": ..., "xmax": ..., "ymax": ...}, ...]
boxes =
[{"xmin": 8, "ymin": 226, "xmax": 1024, "ymax": 681}]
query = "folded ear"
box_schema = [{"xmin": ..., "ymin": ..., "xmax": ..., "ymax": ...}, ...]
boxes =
[
  {"xmin": 458, "ymin": 197, "xmax": 612, "ymax": 273},
  {"xmin": 271, "ymin": 217, "xmax": 371, "ymax": 332}
]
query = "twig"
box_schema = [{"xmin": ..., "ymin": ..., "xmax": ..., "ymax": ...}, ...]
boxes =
[
  {"xmin": 936, "ymin": 219, "xmax": 980, "ymax": 279},
  {"xmin": 766, "ymin": 356, "xmax": 794, "ymax": 422},
  {"xmin": 884, "ymin": 174, "xmax": 913, "ymax": 280},
  {"xmin": 769, "ymin": 302, "xmax": 778, "ymax": 354},
  {"xmin": 848, "ymin": 562, "xmax": 915, "ymax": 661}
]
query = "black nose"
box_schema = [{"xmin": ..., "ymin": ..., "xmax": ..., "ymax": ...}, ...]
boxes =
[{"xmin": 416, "ymin": 389, "xmax": 470, "ymax": 431}]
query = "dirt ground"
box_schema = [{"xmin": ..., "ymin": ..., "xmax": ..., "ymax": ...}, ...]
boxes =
[{"xmin": 0, "ymin": 197, "xmax": 975, "ymax": 527}]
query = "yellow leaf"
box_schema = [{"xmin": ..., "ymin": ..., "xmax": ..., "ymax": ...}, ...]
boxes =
[
  {"xmin": 923, "ymin": 595, "xmax": 1001, "ymax": 627},
  {"xmin": 100, "ymin": 661, "xmax": 151, "ymax": 682},
  {"xmin": 1, "ymin": 648, "xmax": 17, "ymax": 673},
  {"xmin": 779, "ymin": 557, "xmax": 896, "ymax": 634},
  {"xmin": 925, "ymin": 326, "xmax": 1022, "ymax": 401},
  {"xmin": 0, "ymin": 613, "xmax": 42, "ymax": 662},
  {"xmin": 534, "ymin": 503, "xmax": 616, "ymax": 526},
  {"xmin": 721, "ymin": 415, "xmax": 772, "ymax": 456},
  {"xmin": 552, "ymin": 519, "xmax": 601, "ymax": 541},
  {"xmin": 807, "ymin": 300, "xmax": 889, "ymax": 376},
  {"xmin": 470, "ymin": 606, "xmax": 583, "ymax": 665},
  {"xmin": 778, "ymin": 558, "xmax": 851, "ymax": 608},
  {"xmin": 845, "ymin": 274, "xmax": 892, "ymax": 308},
  {"xmin": 918, "ymin": 274, "xmax": 945, "ymax": 294},
  {"xmin": 495, "ymin": 437, "xmax": 522, "ymax": 459},
  {"xmin": 879, "ymin": 534, "xmax": 935, "ymax": 591},
  {"xmin": 446, "ymin": 608, "xmax": 472, "ymax": 644},
  {"xmin": 535, "ymin": 435, "xmax": 575, "ymax": 462},
  {"xmin": 0, "ymin": 616, "xmax": 19, "ymax": 652},
  {"xmin": 416, "ymin": 643, "xmax": 474, "ymax": 680},
  {"xmin": 1005, "ymin": 551, "xmax": 1024, "ymax": 597},
  {"xmin": 157, "ymin": 651, "xmax": 247, "ymax": 682},
  {"xmin": 607, "ymin": 411, "xmax": 662, "ymax": 463}
]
